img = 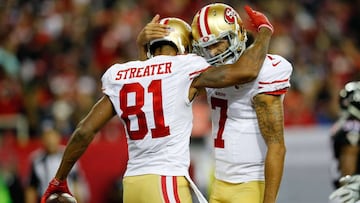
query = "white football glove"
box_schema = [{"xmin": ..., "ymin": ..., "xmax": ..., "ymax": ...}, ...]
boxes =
[{"xmin": 329, "ymin": 175, "xmax": 360, "ymax": 203}]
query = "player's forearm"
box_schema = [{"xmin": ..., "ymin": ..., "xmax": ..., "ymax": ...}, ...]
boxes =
[
  {"xmin": 55, "ymin": 96, "xmax": 115, "ymax": 180},
  {"xmin": 228, "ymin": 28, "xmax": 272, "ymax": 83},
  {"xmin": 55, "ymin": 125, "xmax": 95, "ymax": 180},
  {"xmin": 192, "ymin": 28, "xmax": 272, "ymax": 88},
  {"xmin": 254, "ymin": 94, "xmax": 286, "ymax": 203},
  {"xmin": 339, "ymin": 145, "xmax": 359, "ymax": 176},
  {"xmin": 264, "ymin": 146, "xmax": 285, "ymax": 203}
]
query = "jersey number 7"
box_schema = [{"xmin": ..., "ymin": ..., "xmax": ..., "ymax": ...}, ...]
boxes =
[
  {"xmin": 211, "ymin": 97, "xmax": 227, "ymax": 148},
  {"xmin": 120, "ymin": 80, "xmax": 170, "ymax": 140}
]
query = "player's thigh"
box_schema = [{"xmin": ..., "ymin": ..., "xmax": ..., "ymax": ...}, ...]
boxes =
[
  {"xmin": 123, "ymin": 174, "xmax": 192, "ymax": 203},
  {"xmin": 209, "ymin": 179, "xmax": 264, "ymax": 203}
]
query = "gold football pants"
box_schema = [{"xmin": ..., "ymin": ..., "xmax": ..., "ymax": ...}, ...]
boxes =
[
  {"xmin": 209, "ymin": 179, "xmax": 265, "ymax": 203},
  {"xmin": 123, "ymin": 174, "xmax": 192, "ymax": 203}
]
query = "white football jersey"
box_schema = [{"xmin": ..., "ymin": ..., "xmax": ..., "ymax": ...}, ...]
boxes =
[
  {"xmin": 206, "ymin": 54, "xmax": 293, "ymax": 183},
  {"xmin": 101, "ymin": 54, "xmax": 209, "ymax": 177}
]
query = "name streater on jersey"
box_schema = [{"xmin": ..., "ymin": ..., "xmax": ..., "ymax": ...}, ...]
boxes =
[
  {"xmin": 101, "ymin": 54, "xmax": 209, "ymax": 177},
  {"xmin": 115, "ymin": 62, "xmax": 173, "ymax": 80}
]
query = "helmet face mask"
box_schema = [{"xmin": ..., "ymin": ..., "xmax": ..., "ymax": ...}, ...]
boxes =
[
  {"xmin": 193, "ymin": 30, "xmax": 245, "ymax": 66},
  {"xmin": 191, "ymin": 3, "xmax": 247, "ymax": 66},
  {"xmin": 148, "ymin": 18, "xmax": 192, "ymax": 58}
]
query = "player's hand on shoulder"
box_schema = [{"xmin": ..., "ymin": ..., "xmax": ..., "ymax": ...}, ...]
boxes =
[
  {"xmin": 136, "ymin": 14, "xmax": 169, "ymax": 48},
  {"xmin": 244, "ymin": 5, "xmax": 273, "ymax": 34},
  {"xmin": 41, "ymin": 178, "xmax": 73, "ymax": 203}
]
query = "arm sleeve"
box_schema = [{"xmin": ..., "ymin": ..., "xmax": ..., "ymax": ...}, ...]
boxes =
[
  {"xmin": 101, "ymin": 64, "xmax": 118, "ymax": 97},
  {"xmin": 184, "ymin": 54, "xmax": 211, "ymax": 80},
  {"xmin": 254, "ymin": 55, "xmax": 293, "ymax": 97}
]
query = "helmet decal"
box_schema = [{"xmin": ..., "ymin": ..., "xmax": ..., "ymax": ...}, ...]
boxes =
[{"xmin": 224, "ymin": 7, "xmax": 236, "ymax": 24}]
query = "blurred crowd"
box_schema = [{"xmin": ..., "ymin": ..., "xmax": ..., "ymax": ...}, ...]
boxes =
[
  {"xmin": 0, "ymin": 0, "xmax": 360, "ymax": 202},
  {"xmin": 0, "ymin": 0, "xmax": 359, "ymax": 138}
]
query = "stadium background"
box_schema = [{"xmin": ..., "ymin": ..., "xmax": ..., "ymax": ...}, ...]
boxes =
[{"xmin": 0, "ymin": 0, "xmax": 359, "ymax": 202}]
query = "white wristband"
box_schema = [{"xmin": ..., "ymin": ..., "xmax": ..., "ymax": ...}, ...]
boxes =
[{"xmin": 258, "ymin": 24, "xmax": 273, "ymax": 33}]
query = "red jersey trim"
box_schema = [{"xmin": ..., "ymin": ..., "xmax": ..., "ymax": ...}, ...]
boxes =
[
  {"xmin": 189, "ymin": 66, "xmax": 211, "ymax": 77},
  {"xmin": 258, "ymin": 78, "xmax": 289, "ymax": 85},
  {"xmin": 264, "ymin": 88, "xmax": 288, "ymax": 95}
]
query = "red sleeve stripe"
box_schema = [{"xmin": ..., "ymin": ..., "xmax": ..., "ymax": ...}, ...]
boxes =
[
  {"xmin": 258, "ymin": 78, "xmax": 289, "ymax": 85},
  {"xmin": 189, "ymin": 66, "xmax": 211, "ymax": 77},
  {"xmin": 264, "ymin": 88, "xmax": 288, "ymax": 95}
]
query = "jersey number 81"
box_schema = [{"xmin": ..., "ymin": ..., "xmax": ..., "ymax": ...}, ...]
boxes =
[{"xmin": 120, "ymin": 80, "xmax": 170, "ymax": 140}]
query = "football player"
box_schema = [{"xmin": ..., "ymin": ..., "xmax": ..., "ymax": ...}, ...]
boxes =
[
  {"xmin": 191, "ymin": 3, "xmax": 293, "ymax": 203},
  {"xmin": 40, "ymin": 7, "xmax": 273, "ymax": 203},
  {"xmin": 329, "ymin": 81, "xmax": 360, "ymax": 203}
]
